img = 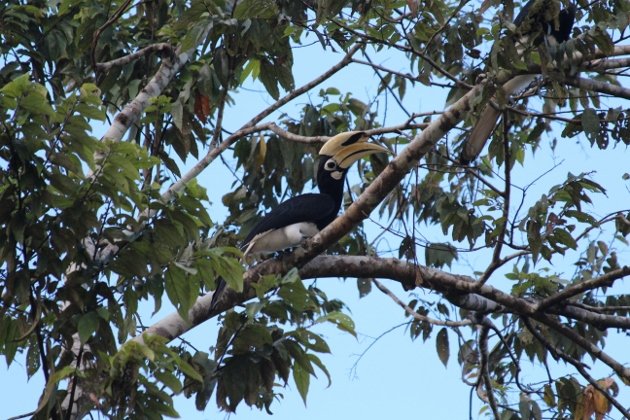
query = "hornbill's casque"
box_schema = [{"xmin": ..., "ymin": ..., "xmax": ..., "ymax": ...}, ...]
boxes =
[
  {"xmin": 460, "ymin": 0, "xmax": 576, "ymax": 164},
  {"xmin": 210, "ymin": 131, "xmax": 389, "ymax": 310}
]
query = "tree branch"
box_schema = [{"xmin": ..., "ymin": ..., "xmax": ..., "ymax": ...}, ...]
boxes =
[
  {"xmin": 523, "ymin": 318, "xmax": 630, "ymax": 419},
  {"xmin": 160, "ymin": 44, "xmax": 362, "ymax": 204},
  {"xmin": 136, "ymin": 256, "xmax": 515, "ymax": 344},
  {"xmin": 534, "ymin": 314, "xmax": 630, "ymax": 383},
  {"xmin": 373, "ymin": 278, "xmax": 472, "ymax": 327},
  {"xmin": 478, "ymin": 325, "xmax": 501, "ymax": 419},
  {"xmin": 477, "ymin": 114, "xmax": 512, "ymax": 286},
  {"xmin": 556, "ymin": 75, "xmax": 630, "ymax": 100},
  {"xmin": 537, "ymin": 266, "xmax": 630, "ymax": 310},
  {"xmin": 265, "ymin": 121, "xmax": 429, "ymax": 145},
  {"xmin": 99, "ymin": 28, "xmax": 211, "ymax": 143},
  {"xmin": 582, "ymin": 56, "xmax": 630, "ymax": 71},
  {"xmin": 95, "ymin": 43, "xmax": 175, "ymax": 71},
  {"xmin": 551, "ymin": 304, "xmax": 630, "ymax": 329}
]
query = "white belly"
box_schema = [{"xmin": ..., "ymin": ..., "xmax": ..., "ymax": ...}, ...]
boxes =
[{"xmin": 243, "ymin": 222, "xmax": 319, "ymax": 256}]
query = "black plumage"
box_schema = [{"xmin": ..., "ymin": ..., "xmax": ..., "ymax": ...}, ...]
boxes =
[
  {"xmin": 513, "ymin": 1, "xmax": 576, "ymax": 43},
  {"xmin": 241, "ymin": 193, "xmax": 337, "ymax": 246}
]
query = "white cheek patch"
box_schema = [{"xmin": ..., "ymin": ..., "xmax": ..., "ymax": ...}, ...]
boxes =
[{"xmin": 331, "ymin": 170, "xmax": 343, "ymax": 180}]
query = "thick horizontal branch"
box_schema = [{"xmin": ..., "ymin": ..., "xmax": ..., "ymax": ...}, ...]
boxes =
[
  {"xmin": 588, "ymin": 45, "xmax": 630, "ymax": 60},
  {"xmin": 138, "ymin": 256, "xmax": 522, "ymax": 343},
  {"xmin": 137, "ymin": 255, "xmax": 423, "ymax": 342},
  {"xmin": 135, "ymin": 253, "xmax": 630, "ymax": 399}
]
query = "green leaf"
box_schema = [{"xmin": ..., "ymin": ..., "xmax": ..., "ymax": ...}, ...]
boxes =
[
  {"xmin": 425, "ymin": 242, "xmax": 458, "ymax": 268},
  {"xmin": 209, "ymin": 249, "xmax": 244, "ymax": 293},
  {"xmin": 581, "ymin": 109, "xmax": 601, "ymax": 145},
  {"xmin": 259, "ymin": 59, "xmax": 280, "ymax": 99},
  {"xmin": 293, "ymin": 361, "xmax": 310, "ymax": 405},
  {"xmin": 21, "ymin": 91, "xmax": 54, "ymax": 116},
  {"xmin": 1, "ymin": 73, "xmax": 30, "ymax": 97},
  {"xmin": 26, "ymin": 343, "xmax": 41, "ymax": 379},
  {"xmin": 294, "ymin": 329, "xmax": 331, "ymax": 353},
  {"xmin": 398, "ymin": 235, "xmax": 416, "ymax": 260},
  {"xmin": 35, "ymin": 366, "xmax": 76, "ymax": 415},
  {"xmin": 436, "ymin": 327, "xmax": 449, "ymax": 367},
  {"xmin": 234, "ymin": 0, "xmax": 279, "ymax": 19},
  {"xmin": 357, "ymin": 277, "xmax": 372, "ymax": 298},
  {"xmin": 308, "ymin": 354, "xmax": 331, "ymax": 387},
  {"xmin": 240, "ymin": 59, "xmax": 261, "ymax": 84},
  {"xmin": 165, "ymin": 266, "xmax": 197, "ymax": 317},
  {"xmin": 77, "ymin": 312, "xmax": 99, "ymax": 343},
  {"xmin": 285, "ymin": 340, "xmax": 314, "ymax": 375},
  {"xmin": 316, "ymin": 312, "xmax": 356, "ymax": 337},
  {"xmin": 155, "ymin": 370, "xmax": 183, "ymax": 394},
  {"xmin": 179, "ymin": 23, "xmax": 204, "ymax": 54},
  {"xmin": 175, "ymin": 356, "xmax": 204, "ymax": 383},
  {"xmin": 552, "ymin": 228, "xmax": 577, "ymax": 250},
  {"xmin": 527, "ymin": 220, "xmax": 542, "ymax": 262}
]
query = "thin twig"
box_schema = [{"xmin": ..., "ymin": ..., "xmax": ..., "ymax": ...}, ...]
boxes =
[
  {"xmin": 373, "ymin": 278, "xmax": 472, "ymax": 327},
  {"xmin": 423, "ymin": 0, "xmax": 470, "ymax": 54},
  {"xmin": 65, "ymin": 343, "xmax": 85, "ymax": 420},
  {"xmin": 7, "ymin": 412, "xmax": 37, "ymax": 420},
  {"xmin": 91, "ymin": 0, "xmax": 134, "ymax": 71},
  {"xmin": 161, "ymin": 44, "xmax": 363, "ymax": 204},
  {"xmin": 477, "ymin": 112, "xmax": 512, "ymax": 286},
  {"xmin": 95, "ymin": 43, "xmax": 174, "ymax": 71},
  {"xmin": 349, "ymin": 322, "xmax": 409, "ymax": 378}
]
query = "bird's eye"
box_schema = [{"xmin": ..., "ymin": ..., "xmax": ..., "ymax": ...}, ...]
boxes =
[{"xmin": 325, "ymin": 160, "xmax": 337, "ymax": 170}]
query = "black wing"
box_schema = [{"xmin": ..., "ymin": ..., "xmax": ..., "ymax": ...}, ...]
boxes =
[
  {"xmin": 242, "ymin": 193, "xmax": 337, "ymax": 246},
  {"xmin": 210, "ymin": 193, "xmax": 337, "ymax": 312},
  {"xmin": 514, "ymin": 0, "xmax": 575, "ymax": 43}
]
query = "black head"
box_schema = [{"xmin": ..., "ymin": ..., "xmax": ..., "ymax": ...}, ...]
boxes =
[{"xmin": 316, "ymin": 131, "xmax": 389, "ymax": 202}]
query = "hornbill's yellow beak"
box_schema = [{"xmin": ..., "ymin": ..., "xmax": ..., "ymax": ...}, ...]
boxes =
[{"xmin": 319, "ymin": 131, "xmax": 389, "ymax": 169}]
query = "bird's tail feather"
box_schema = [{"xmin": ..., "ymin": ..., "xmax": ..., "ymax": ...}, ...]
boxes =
[
  {"xmin": 209, "ymin": 278, "xmax": 226, "ymax": 312},
  {"xmin": 460, "ymin": 105, "xmax": 502, "ymax": 164},
  {"xmin": 460, "ymin": 75, "xmax": 536, "ymax": 164}
]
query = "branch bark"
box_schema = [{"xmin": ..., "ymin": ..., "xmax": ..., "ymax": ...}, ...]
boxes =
[
  {"xmin": 557, "ymin": 75, "xmax": 630, "ymax": 100},
  {"xmin": 95, "ymin": 43, "xmax": 175, "ymax": 71},
  {"xmin": 100, "ymin": 33, "xmax": 210, "ymax": 143},
  {"xmin": 537, "ymin": 266, "xmax": 630, "ymax": 310},
  {"xmin": 534, "ymin": 314, "xmax": 630, "ymax": 383}
]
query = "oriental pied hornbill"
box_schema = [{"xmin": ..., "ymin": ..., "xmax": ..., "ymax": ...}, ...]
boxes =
[
  {"xmin": 210, "ymin": 131, "xmax": 388, "ymax": 310},
  {"xmin": 460, "ymin": 0, "xmax": 576, "ymax": 164}
]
